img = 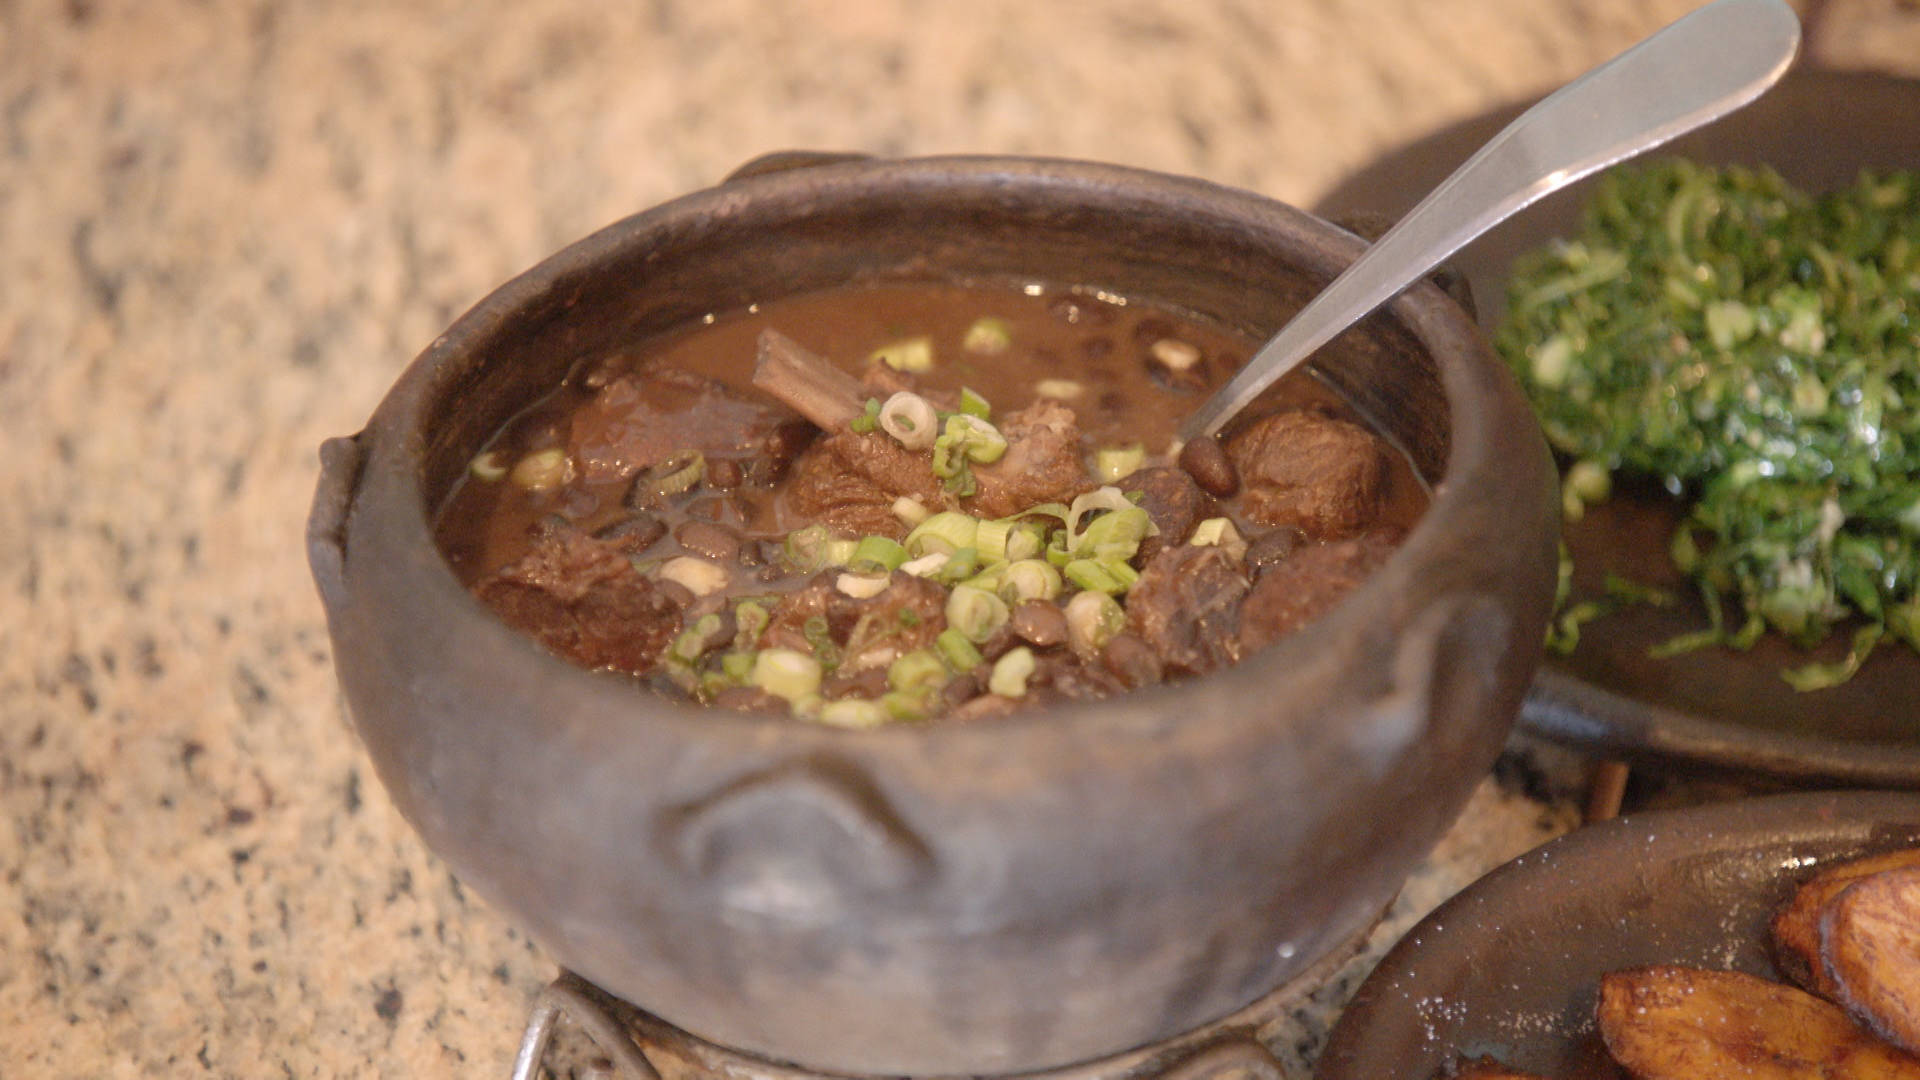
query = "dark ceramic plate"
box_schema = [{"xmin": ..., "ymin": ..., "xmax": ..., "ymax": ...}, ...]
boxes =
[
  {"xmin": 1313, "ymin": 790, "xmax": 1920, "ymax": 1080},
  {"xmin": 1315, "ymin": 69, "xmax": 1920, "ymax": 787}
]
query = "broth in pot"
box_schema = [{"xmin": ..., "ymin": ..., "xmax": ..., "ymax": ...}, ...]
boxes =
[{"xmin": 436, "ymin": 279, "xmax": 1426, "ymax": 725}]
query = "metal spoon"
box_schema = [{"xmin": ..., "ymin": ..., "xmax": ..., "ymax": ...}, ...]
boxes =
[{"xmin": 1179, "ymin": 0, "xmax": 1801, "ymax": 442}]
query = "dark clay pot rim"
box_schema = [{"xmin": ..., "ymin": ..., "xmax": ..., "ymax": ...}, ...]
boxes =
[{"xmin": 345, "ymin": 153, "xmax": 1536, "ymax": 737}]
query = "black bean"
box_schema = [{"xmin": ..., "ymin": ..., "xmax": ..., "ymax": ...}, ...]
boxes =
[
  {"xmin": 655, "ymin": 578, "xmax": 696, "ymax": 609},
  {"xmin": 1009, "ymin": 600, "xmax": 1068, "ymax": 648},
  {"xmin": 674, "ymin": 520, "xmax": 743, "ymax": 563},
  {"xmin": 940, "ymin": 672, "xmax": 984, "ymax": 710},
  {"xmin": 1101, "ymin": 633, "xmax": 1165, "ymax": 689},
  {"xmin": 1144, "ymin": 337, "xmax": 1211, "ymax": 393},
  {"xmin": 711, "ymin": 687, "xmax": 786, "ymax": 714},
  {"xmin": 1178, "ymin": 435, "xmax": 1239, "ymax": 497},
  {"xmin": 684, "ymin": 605, "xmax": 736, "ymax": 654},
  {"xmin": 822, "ymin": 666, "xmax": 889, "ymax": 700},
  {"xmin": 707, "ymin": 458, "xmax": 744, "ymax": 489},
  {"xmin": 559, "ymin": 487, "xmax": 602, "ymax": 521},
  {"xmin": 974, "ymin": 623, "xmax": 1017, "ymax": 662},
  {"xmin": 685, "ymin": 494, "xmax": 748, "ymax": 525},
  {"xmin": 1130, "ymin": 315, "xmax": 1175, "ymax": 345},
  {"xmin": 1245, "ymin": 526, "xmax": 1307, "ymax": 576},
  {"xmin": 738, "ymin": 538, "xmax": 781, "ymax": 568},
  {"xmin": 594, "ymin": 513, "xmax": 667, "ymax": 553}
]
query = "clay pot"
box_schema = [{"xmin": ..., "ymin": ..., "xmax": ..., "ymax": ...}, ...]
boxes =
[{"xmin": 307, "ymin": 155, "xmax": 1558, "ymax": 1076}]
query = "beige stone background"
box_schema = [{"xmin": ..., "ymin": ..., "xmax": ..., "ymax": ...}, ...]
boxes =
[{"xmin": 3, "ymin": 0, "xmax": 1917, "ymax": 1076}]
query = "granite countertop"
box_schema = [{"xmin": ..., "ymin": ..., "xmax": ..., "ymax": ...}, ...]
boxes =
[{"xmin": 6, "ymin": 1, "xmax": 1918, "ymax": 1076}]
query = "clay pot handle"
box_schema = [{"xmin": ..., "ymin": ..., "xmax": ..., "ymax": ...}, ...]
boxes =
[
  {"xmin": 720, "ymin": 150, "xmax": 873, "ymax": 185},
  {"xmin": 306, "ymin": 434, "xmax": 367, "ymax": 615},
  {"xmin": 1359, "ymin": 593, "xmax": 1513, "ymax": 772},
  {"xmin": 659, "ymin": 755, "xmax": 934, "ymax": 920}
]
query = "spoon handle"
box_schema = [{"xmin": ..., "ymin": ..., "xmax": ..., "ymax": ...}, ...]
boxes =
[{"xmin": 1180, "ymin": 0, "xmax": 1800, "ymax": 441}]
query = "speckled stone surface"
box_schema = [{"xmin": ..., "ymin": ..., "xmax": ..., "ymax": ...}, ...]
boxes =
[{"xmin": 5, "ymin": 1, "xmax": 1917, "ymax": 1076}]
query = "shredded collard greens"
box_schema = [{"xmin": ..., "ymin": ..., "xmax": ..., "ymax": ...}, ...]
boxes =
[{"xmin": 1497, "ymin": 159, "xmax": 1920, "ymax": 689}]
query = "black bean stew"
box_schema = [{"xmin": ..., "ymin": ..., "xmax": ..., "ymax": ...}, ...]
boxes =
[{"xmin": 435, "ymin": 281, "xmax": 1426, "ymax": 725}]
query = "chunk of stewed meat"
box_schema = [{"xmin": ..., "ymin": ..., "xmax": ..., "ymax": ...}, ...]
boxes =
[
  {"xmin": 760, "ymin": 570, "xmax": 948, "ymax": 674},
  {"xmin": 784, "ymin": 396, "xmax": 1094, "ymax": 537},
  {"xmin": 968, "ymin": 399, "xmax": 1095, "ymax": 519},
  {"xmin": 1027, "ymin": 653, "xmax": 1130, "ymax": 703},
  {"xmin": 782, "ymin": 430, "xmax": 946, "ymax": 539},
  {"xmin": 838, "ymin": 572, "xmax": 949, "ymax": 673},
  {"xmin": 761, "ymin": 573, "xmax": 869, "ymax": 655},
  {"xmin": 1225, "ymin": 410, "xmax": 1390, "ymax": 539},
  {"xmin": 568, "ymin": 362, "xmax": 814, "ymax": 485},
  {"xmin": 474, "ymin": 526, "xmax": 683, "ymax": 675},
  {"xmin": 1126, "ymin": 544, "xmax": 1250, "ymax": 676},
  {"xmin": 1237, "ymin": 531, "xmax": 1400, "ymax": 653},
  {"xmin": 1120, "ymin": 466, "xmax": 1211, "ymax": 562}
]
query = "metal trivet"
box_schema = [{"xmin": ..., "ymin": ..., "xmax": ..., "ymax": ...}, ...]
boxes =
[{"xmin": 509, "ymin": 920, "xmax": 1378, "ymax": 1080}]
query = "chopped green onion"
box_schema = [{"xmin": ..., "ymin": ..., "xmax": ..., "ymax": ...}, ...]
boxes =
[
  {"xmin": 934, "ymin": 546, "xmax": 981, "ymax": 584},
  {"xmin": 1188, "ymin": 517, "xmax": 1247, "ymax": 561},
  {"xmin": 975, "ymin": 518, "xmax": 1014, "ymax": 562},
  {"xmin": 1074, "ymin": 505, "xmax": 1153, "ymax": 562},
  {"xmin": 935, "ymin": 627, "xmax": 984, "ymax": 672},
  {"xmin": 783, "ymin": 524, "xmax": 849, "ymax": 572},
  {"xmin": 1095, "ymin": 444, "xmax": 1146, "ymax": 483},
  {"xmin": 1063, "ymin": 558, "xmax": 1139, "ymax": 595},
  {"xmin": 1064, "ymin": 487, "xmax": 1135, "ymax": 550},
  {"xmin": 848, "ymin": 397, "xmax": 882, "ymax": 434},
  {"xmin": 989, "ymin": 646, "xmax": 1036, "ymax": 698},
  {"xmin": 999, "ymin": 559, "xmax": 1062, "ymax": 603},
  {"xmin": 1003, "ymin": 521, "xmax": 1048, "ymax": 562},
  {"xmin": 871, "ymin": 336, "xmax": 934, "ymax": 372},
  {"xmin": 879, "ymin": 688, "xmax": 935, "ymax": 722},
  {"xmin": 900, "ymin": 550, "xmax": 951, "ymax": 578},
  {"xmin": 818, "ymin": 698, "xmax": 890, "ymax": 728},
  {"xmin": 660, "ymin": 556, "xmax": 730, "ymax": 597},
  {"xmin": 751, "ymin": 649, "xmax": 823, "ymax": 702},
  {"xmin": 632, "ymin": 451, "xmax": 704, "ymax": 503},
  {"xmin": 879, "ymin": 392, "xmax": 938, "ymax": 450},
  {"xmin": 825, "ymin": 538, "xmax": 859, "ymax": 565},
  {"xmin": 888, "ymin": 650, "xmax": 949, "ymax": 693},
  {"xmin": 905, "ymin": 511, "xmax": 980, "ymax": 557},
  {"xmin": 1150, "ymin": 338, "xmax": 1202, "ymax": 371},
  {"xmin": 946, "ymin": 584, "xmax": 1011, "ymax": 643},
  {"xmin": 667, "ymin": 613, "xmax": 726, "ymax": 665},
  {"xmin": 836, "ymin": 572, "xmax": 891, "ymax": 599},
  {"xmin": 469, "ymin": 449, "xmax": 510, "ymax": 482},
  {"xmin": 721, "ymin": 650, "xmax": 756, "ymax": 683},
  {"xmin": 958, "ymin": 386, "xmax": 992, "ymax": 420},
  {"xmin": 893, "ymin": 496, "xmax": 931, "ymax": 527},
  {"xmin": 851, "ymin": 536, "xmax": 908, "ymax": 573},
  {"xmin": 960, "ymin": 562, "xmax": 1004, "ymax": 593},
  {"xmin": 962, "ymin": 317, "xmax": 1012, "ymax": 355},
  {"xmin": 947, "ymin": 414, "xmax": 1006, "ymax": 464},
  {"xmin": 733, "ymin": 601, "xmax": 769, "ymax": 651},
  {"xmin": 802, "ymin": 615, "xmax": 840, "ymax": 669},
  {"xmin": 1065, "ymin": 590, "xmax": 1127, "ymax": 658},
  {"xmin": 511, "ymin": 447, "xmax": 572, "ymax": 490}
]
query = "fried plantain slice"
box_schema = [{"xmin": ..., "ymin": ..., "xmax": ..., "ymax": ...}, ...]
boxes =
[
  {"xmin": 1822, "ymin": 866, "xmax": 1920, "ymax": 1057},
  {"xmin": 1773, "ymin": 848, "xmax": 1920, "ymax": 996},
  {"xmin": 1597, "ymin": 965, "xmax": 1920, "ymax": 1079}
]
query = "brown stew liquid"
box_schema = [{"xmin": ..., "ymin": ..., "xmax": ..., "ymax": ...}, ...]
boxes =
[{"xmin": 436, "ymin": 281, "xmax": 1426, "ymax": 725}]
